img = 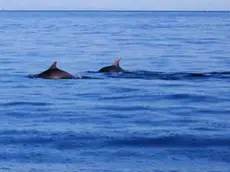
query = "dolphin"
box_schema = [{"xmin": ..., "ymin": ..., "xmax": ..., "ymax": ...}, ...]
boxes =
[
  {"xmin": 29, "ymin": 61, "xmax": 76, "ymax": 79},
  {"xmin": 99, "ymin": 57, "xmax": 125, "ymax": 73}
]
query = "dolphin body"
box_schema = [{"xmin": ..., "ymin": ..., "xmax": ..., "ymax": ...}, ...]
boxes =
[
  {"xmin": 99, "ymin": 57, "xmax": 125, "ymax": 73},
  {"xmin": 29, "ymin": 62, "xmax": 76, "ymax": 79}
]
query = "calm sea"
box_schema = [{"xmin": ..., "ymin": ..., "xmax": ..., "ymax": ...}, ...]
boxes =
[{"xmin": 0, "ymin": 11, "xmax": 230, "ymax": 172}]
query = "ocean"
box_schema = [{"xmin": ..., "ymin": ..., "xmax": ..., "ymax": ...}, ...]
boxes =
[{"xmin": 0, "ymin": 11, "xmax": 230, "ymax": 172}]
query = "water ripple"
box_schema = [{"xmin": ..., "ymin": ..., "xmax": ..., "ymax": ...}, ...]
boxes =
[{"xmin": 1, "ymin": 130, "xmax": 230, "ymax": 149}]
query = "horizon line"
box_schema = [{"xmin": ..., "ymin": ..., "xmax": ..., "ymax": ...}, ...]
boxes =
[{"xmin": 1, "ymin": 9, "xmax": 230, "ymax": 12}]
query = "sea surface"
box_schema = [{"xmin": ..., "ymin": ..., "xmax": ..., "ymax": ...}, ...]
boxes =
[{"xmin": 0, "ymin": 11, "xmax": 230, "ymax": 172}]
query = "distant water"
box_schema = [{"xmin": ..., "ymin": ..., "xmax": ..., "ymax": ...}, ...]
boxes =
[{"xmin": 0, "ymin": 11, "xmax": 230, "ymax": 172}]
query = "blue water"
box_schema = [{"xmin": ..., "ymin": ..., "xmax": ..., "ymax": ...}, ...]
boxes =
[{"xmin": 0, "ymin": 11, "xmax": 230, "ymax": 172}]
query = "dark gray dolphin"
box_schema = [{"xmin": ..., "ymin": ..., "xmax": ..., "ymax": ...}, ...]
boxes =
[
  {"xmin": 29, "ymin": 61, "xmax": 76, "ymax": 79},
  {"xmin": 99, "ymin": 57, "xmax": 125, "ymax": 73}
]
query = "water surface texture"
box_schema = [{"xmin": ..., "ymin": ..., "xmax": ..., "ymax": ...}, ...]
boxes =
[{"xmin": 0, "ymin": 11, "xmax": 230, "ymax": 172}]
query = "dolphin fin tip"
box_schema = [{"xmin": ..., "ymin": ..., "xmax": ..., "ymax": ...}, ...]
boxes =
[
  {"xmin": 113, "ymin": 57, "xmax": 121, "ymax": 66},
  {"xmin": 50, "ymin": 61, "xmax": 57, "ymax": 69}
]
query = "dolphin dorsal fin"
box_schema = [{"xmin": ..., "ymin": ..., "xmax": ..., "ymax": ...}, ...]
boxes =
[
  {"xmin": 49, "ymin": 61, "xmax": 57, "ymax": 69},
  {"xmin": 113, "ymin": 57, "xmax": 121, "ymax": 67}
]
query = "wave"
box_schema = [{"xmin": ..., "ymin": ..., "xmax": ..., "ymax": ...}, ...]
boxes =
[
  {"xmin": 1, "ymin": 101, "xmax": 51, "ymax": 107},
  {"xmin": 108, "ymin": 135, "xmax": 230, "ymax": 147},
  {"xmin": 1, "ymin": 130, "xmax": 230, "ymax": 149},
  {"xmin": 83, "ymin": 70, "xmax": 230, "ymax": 80},
  {"xmin": 27, "ymin": 70, "xmax": 230, "ymax": 81}
]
